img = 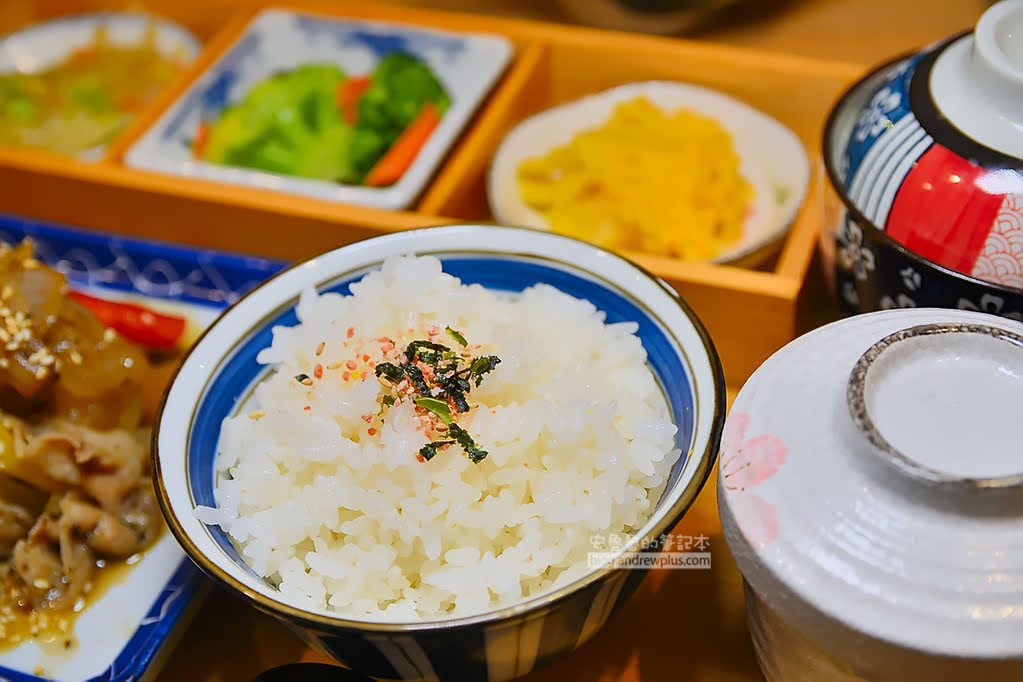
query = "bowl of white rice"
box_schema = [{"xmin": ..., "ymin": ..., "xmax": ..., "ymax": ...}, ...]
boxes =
[{"xmin": 153, "ymin": 225, "xmax": 725, "ymax": 681}]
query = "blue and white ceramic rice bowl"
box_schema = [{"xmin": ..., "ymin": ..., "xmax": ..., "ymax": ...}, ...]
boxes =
[{"xmin": 153, "ymin": 225, "xmax": 724, "ymax": 681}]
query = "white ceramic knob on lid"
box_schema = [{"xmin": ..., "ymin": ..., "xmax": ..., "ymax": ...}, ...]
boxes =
[
  {"xmin": 719, "ymin": 309, "xmax": 1023, "ymax": 680},
  {"xmin": 930, "ymin": 0, "xmax": 1023, "ymax": 158}
]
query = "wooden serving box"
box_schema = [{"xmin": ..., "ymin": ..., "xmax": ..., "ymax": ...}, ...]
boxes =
[{"xmin": 0, "ymin": 0, "xmax": 863, "ymax": 387}]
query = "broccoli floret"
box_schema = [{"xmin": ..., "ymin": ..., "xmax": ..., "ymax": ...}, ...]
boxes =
[
  {"xmin": 352, "ymin": 53, "xmax": 450, "ymax": 179},
  {"xmin": 204, "ymin": 63, "xmax": 356, "ymax": 182}
]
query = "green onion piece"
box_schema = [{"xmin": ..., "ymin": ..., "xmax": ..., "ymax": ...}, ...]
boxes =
[
  {"xmin": 445, "ymin": 326, "xmax": 467, "ymax": 347},
  {"xmin": 414, "ymin": 397, "xmax": 453, "ymax": 425}
]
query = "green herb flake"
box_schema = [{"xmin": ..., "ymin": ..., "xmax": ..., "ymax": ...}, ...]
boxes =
[
  {"xmin": 375, "ymin": 362, "xmax": 405, "ymax": 383},
  {"xmin": 404, "ymin": 363, "xmax": 431, "ymax": 394},
  {"xmin": 468, "ymin": 355, "xmax": 502, "ymax": 387},
  {"xmin": 445, "ymin": 326, "xmax": 467, "ymax": 347},
  {"xmin": 448, "ymin": 423, "xmax": 488, "ymax": 463},
  {"xmin": 377, "ymin": 332, "xmax": 500, "ymax": 464},
  {"xmin": 414, "ymin": 397, "xmax": 453, "ymax": 425},
  {"xmin": 405, "ymin": 340, "xmax": 451, "ymax": 366},
  {"xmin": 419, "ymin": 440, "xmax": 454, "ymax": 461}
]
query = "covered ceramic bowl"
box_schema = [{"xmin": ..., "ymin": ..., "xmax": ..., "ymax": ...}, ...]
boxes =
[
  {"xmin": 154, "ymin": 225, "xmax": 725, "ymax": 681},
  {"xmin": 822, "ymin": 0, "xmax": 1023, "ymax": 319},
  {"xmin": 719, "ymin": 308, "xmax": 1023, "ymax": 681}
]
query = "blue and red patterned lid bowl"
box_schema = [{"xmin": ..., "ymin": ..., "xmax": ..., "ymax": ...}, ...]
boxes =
[{"xmin": 824, "ymin": 0, "xmax": 1023, "ymax": 296}]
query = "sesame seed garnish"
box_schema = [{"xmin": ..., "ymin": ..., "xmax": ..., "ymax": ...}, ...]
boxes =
[
  {"xmin": 103, "ymin": 328, "xmax": 116, "ymax": 342},
  {"xmin": 0, "ymin": 359, "xmax": 7, "ymax": 369},
  {"xmin": 327, "ymin": 360, "xmax": 344, "ymax": 370},
  {"xmin": 248, "ymin": 409, "xmax": 265, "ymax": 420},
  {"xmin": 22, "ymin": 258, "xmax": 39, "ymax": 270},
  {"xmin": 69, "ymin": 350, "xmax": 83, "ymax": 365},
  {"xmin": 0, "ymin": 330, "xmax": 9, "ymax": 343},
  {"xmin": 315, "ymin": 341, "xmax": 325, "ymax": 356},
  {"xmin": 35, "ymin": 367, "xmax": 49, "ymax": 380}
]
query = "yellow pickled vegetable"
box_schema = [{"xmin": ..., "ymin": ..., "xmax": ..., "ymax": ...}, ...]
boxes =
[
  {"xmin": 0, "ymin": 420, "xmax": 14, "ymax": 470},
  {"xmin": 516, "ymin": 96, "xmax": 753, "ymax": 261}
]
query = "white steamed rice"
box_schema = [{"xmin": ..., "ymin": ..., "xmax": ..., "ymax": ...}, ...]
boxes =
[{"xmin": 195, "ymin": 255, "xmax": 680, "ymax": 621}]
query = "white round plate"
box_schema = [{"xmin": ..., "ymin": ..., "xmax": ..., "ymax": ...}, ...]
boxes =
[{"xmin": 487, "ymin": 81, "xmax": 810, "ymax": 265}]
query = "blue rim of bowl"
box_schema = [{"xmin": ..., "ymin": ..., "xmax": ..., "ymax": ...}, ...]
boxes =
[
  {"xmin": 822, "ymin": 47, "xmax": 1023, "ymax": 300},
  {"xmin": 151, "ymin": 224, "xmax": 725, "ymax": 633}
]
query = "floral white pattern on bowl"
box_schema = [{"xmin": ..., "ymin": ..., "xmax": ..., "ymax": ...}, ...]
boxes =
[
  {"xmin": 720, "ymin": 308, "xmax": 1023, "ymax": 681},
  {"xmin": 719, "ymin": 412, "xmax": 787, "ymax": 547}
]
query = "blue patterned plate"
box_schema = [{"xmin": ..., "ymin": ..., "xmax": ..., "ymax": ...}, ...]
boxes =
[
  {"xmin": 124, "ymin": 9, "xmax": 513, "ymax": 210},
  {"xmin": 0, "ymin": 213, "xmax": 283, "ymax": 682}
]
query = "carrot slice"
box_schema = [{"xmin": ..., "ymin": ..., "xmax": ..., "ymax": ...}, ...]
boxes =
[
  {"xmin": 337, "ymin": 76, "xmax": 371, "ymax": 125},
  {"xmin": 192, "ymin": 121, "xmax": 210, "ymax": 159},
  {"xmin": 364, "ymin": 102, "xmax": 441, "ymax": 188}
]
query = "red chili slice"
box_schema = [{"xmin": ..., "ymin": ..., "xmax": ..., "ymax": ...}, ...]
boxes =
[{"xmin": 69, "ymin": 290, "xmax": 187, "ymax": 350}]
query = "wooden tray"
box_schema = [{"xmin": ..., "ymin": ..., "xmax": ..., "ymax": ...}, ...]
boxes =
[
  {"xmin": 0, "ymin": 0, "xmax": 863, "ymax": 388},
  {"xmin": 0, "ymin": 2, "xmax": 867, "ymax": 680}
]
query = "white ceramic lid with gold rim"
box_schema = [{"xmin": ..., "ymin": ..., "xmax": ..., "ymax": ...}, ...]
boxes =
[{"xmin": 719, "ymin": 308, "xmax": 1023, "ymax": 660}]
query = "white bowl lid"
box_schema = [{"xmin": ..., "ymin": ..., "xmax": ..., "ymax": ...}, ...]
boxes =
[{"xmin": 720, "ymin": 308, "xmax": 1023, "ymax": 659}]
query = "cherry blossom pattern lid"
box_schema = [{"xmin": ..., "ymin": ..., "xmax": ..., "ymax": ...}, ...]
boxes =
[
  {"xmin": 719, "ymin": 308, "xmax": 1023, "ymax": 660},
  {"xmin": 834, "ymin": 0, "xmax": 1023, "ymax": 290}
]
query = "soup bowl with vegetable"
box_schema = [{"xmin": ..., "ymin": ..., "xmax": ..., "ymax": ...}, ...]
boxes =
[
  {"xmin": 153, "ymin": 225, "xmax": 724, "ymax": 681},
  {"xmin": 0, "ymin": 12, "xmax": 199, "ymax": 158}
]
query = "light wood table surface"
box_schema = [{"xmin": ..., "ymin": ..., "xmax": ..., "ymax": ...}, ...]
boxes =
[{"xmin": 155, "ymin": 1, "xmax": 988, "ymax": 681}]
